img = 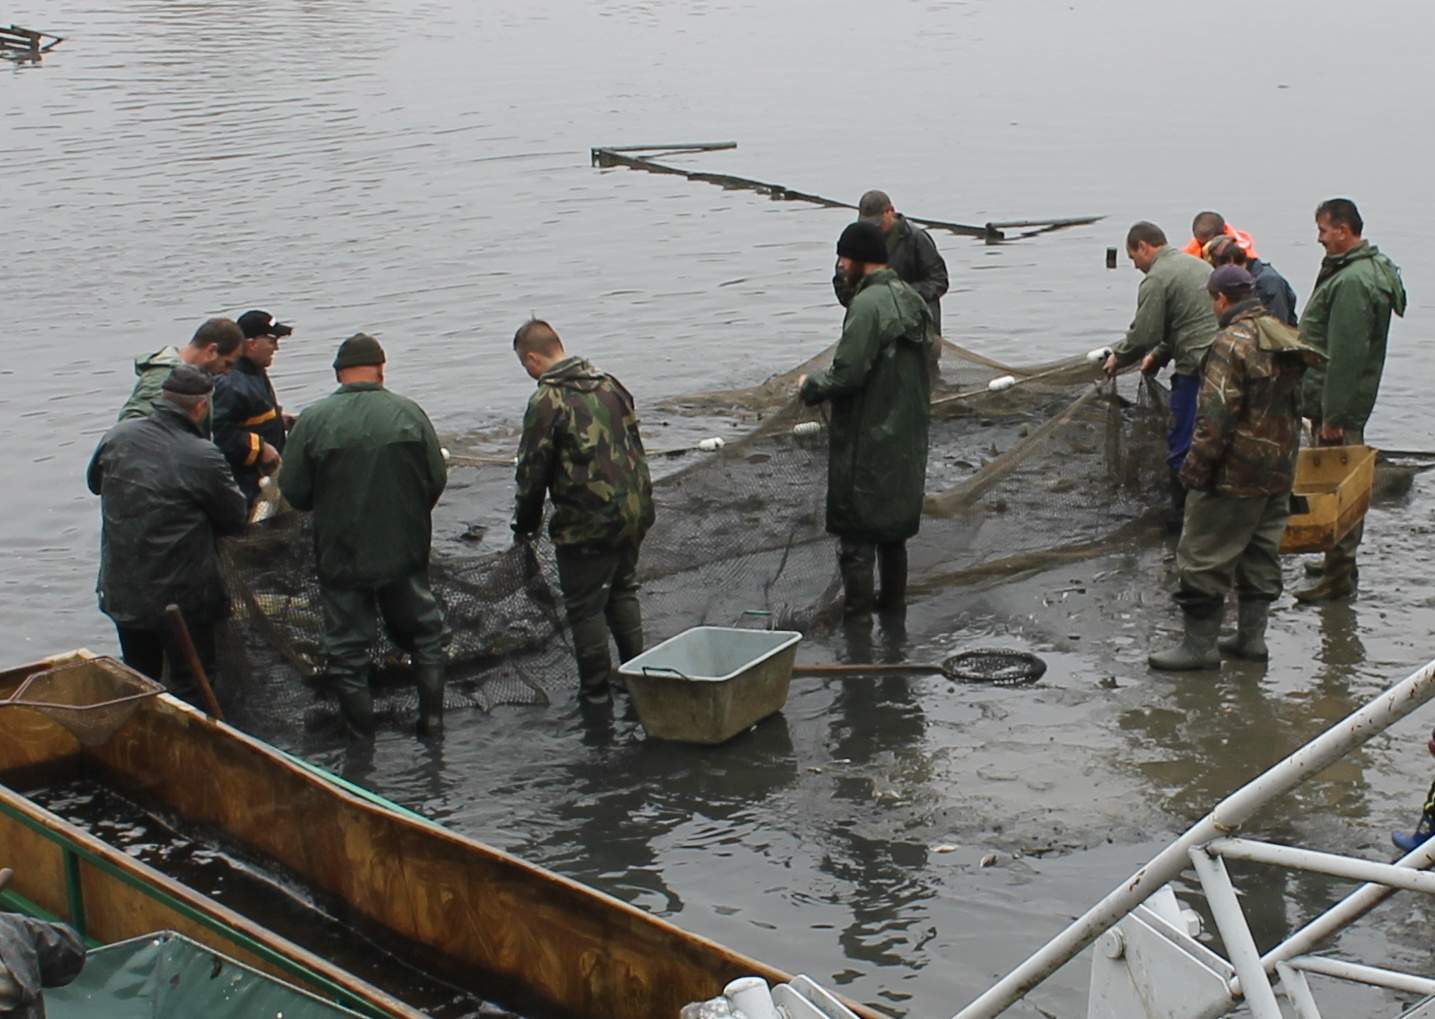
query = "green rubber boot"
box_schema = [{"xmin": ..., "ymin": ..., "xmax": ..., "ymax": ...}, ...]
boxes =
[
  {"xmin": 336, "ymin": 687, "xmax": 376, "ymax": 737},
  {"xmin": 1148, "ymin": 613, "xmax": 1222, "ymax": 672},
  {"xmin": 1218, "ymin": 601, "xmax": 1270, "ymax": 662}
]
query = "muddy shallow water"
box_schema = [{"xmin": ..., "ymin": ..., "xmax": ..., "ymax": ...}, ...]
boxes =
[{"xmin": 6, "ymin": 0, "xmax": 1435, "ymax": 1015}]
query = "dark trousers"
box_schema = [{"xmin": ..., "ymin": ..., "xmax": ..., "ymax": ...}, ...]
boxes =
[
  {"xmin": 1166, "ymin": 372, "xmax": 1199, "ymax": 471},
  {"xmin": 115, "ymin": 621, "xmax": 215, "ymax": 707},
  {"xmin": 318, "ymin": 572, "xmax": 447, "ymax": 695},
  {"xmin": 554, "ymin": 542, "xmax": 644, "ymax": 694},
  {"xmin": 838, "ymin": 538, "xmax": 908, "ymax": 614}
]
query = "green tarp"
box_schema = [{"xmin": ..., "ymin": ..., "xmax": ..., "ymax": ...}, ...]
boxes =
[{"xmin": 45, "ymin": 931, "xmax": 364, "ymax": 1018}]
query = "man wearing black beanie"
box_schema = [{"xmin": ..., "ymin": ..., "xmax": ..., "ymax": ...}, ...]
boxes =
[{"xmin": 798, "ymin": 221, "xmax": 935, "ymax": 615}]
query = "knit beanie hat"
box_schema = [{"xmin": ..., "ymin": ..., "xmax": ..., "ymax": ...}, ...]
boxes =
[
  {"xmin": 333, "ymin": 333, "xmax": 386, "ymax": 370},
  {"xmin": 836, "ymin": 221, "xmax": 888, "ymax": 264}
]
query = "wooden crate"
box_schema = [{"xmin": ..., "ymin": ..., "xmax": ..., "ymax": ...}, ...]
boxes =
[{"xmin": 1280, "ymin": 445, "xmax": 1377, "ymax": 554}]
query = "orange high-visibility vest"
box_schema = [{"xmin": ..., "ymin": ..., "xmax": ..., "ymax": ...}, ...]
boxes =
[{"xmin": 1184, "ymin": 224, "xmax": 1258, "ymax": 260}]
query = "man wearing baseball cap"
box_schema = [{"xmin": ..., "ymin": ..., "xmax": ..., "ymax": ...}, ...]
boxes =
[
  {"xmin": 213, "ymin": 309, "xmax": 294, "ymax": 507},
  {"xmin": 279, "ymin": 334, "xmax": 449, "ymax": 738},
  {"xmin": 1148, "ymin": 265, "xmax": 1323, "ymax": 671},
  {"xmin": 87, "ymin": 365, "xmax": 249, "ymax": 702}
]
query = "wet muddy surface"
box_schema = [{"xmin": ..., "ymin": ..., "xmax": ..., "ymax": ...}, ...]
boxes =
[{"xmin": 7, "ymin": 0, "xmax": 1435, "ymax": 1015}]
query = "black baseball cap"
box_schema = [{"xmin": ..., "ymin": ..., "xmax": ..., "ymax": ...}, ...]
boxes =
[{"xmin": 237, "ymin": 310, "xmax": 294, "ymax": 339}]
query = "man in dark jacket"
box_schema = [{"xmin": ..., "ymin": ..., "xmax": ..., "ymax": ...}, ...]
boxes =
[
  {"xmin": 279, "ymin": 334, "xmax": 449, "ymax": 737},
  {"xmin": 512, "ymin": 319, "xmax": 655, "ymax": 704},
  {"xmin": 1204, "ymin": 235, "xmax": 1300, "ymax": 327},
  {"xmin": 1149, "ymin": 267, "xmax": 1322, "ymax": 671},
  {"xmin": 118, "ymin": 317, "xmax": 244, "ymax": 424},
  {"xmin": 801, "ymin": 221, "xmax": 934, "ymax": 615},
  {"xmin": 87, "ymin": 365, "xmax": 249, "ymax": 704},
  {"xmin": 213, "ymin": 310, "xmax": 293, "ymax": 508},
  {"xmin": 834, "ymin": 191, "xmax": 948, "ymax": 371},
  {"xmin": 1294, "ymin": 198, "xmax": 1407, "ymax": 602}
]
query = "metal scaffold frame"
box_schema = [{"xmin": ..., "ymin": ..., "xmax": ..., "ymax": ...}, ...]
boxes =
[{"xmin": 950, "ymin": 656, "xmax": 1435, "ymax": 1019}]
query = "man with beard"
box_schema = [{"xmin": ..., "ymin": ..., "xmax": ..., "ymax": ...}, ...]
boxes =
[
  {"xmin": 1293, "ymin": 198, "xmax": 1406, "ymax": 602},
  {"xmin": 802, "ymin": 221, "xmax": 934, "ymax": 614},
  {"xmin": 118, "ymin": 317, "xmax": 244, "ymax": 426}
]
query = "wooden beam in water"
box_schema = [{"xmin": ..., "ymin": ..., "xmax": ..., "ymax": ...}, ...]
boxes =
[{"xmin": 591, "ymin": 143, "xmax": 1102, "ymax": 240}]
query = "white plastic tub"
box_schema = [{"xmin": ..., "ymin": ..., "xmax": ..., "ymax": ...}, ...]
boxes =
[{"xmin": 618, "ymin": 626, "xmax": 802, "ymax": 744}]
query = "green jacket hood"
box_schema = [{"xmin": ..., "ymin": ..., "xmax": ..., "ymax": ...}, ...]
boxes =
[
  {"xmin": 854, "ymin": 268, "xmax": 929, "ymax": 347},
  {"xmin": 539, "ymin": 356, "xmax": 608, "ymax": 393},
  {"xmin": 135, "ymin": 346, "xmax": 183, "ymax": 375},
  {"xmin": 1323, "ymin": 242, "xmax": 1408, "ymax": 316}
]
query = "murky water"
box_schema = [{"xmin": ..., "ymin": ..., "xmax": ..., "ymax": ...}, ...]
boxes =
[{"xmin": 6, "ymin": 0, "xmax": 1435, "ymax": 1015}]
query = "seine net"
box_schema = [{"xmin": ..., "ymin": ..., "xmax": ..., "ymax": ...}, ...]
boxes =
[{"xmin": 215, "ymin": 342, "xmax": 1171, "ymax": 738}]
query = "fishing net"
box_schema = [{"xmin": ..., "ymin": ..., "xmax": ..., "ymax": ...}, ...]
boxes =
[
  {"xmin": 0, "ymin": 658, "xmax": 164, "ymax": 747},
  {"xmin": 214, "ymin": 341, "xmax": 1171, "ymax": 737},
  {"xmin": 944, "ymin": 650, "xmax": 1048, "ymax": 687}
]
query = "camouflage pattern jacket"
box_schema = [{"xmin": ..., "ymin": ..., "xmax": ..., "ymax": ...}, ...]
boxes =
[
  {"xmin": 513, "ymin": 357, "xmax": 655, "ymax": 549},
  {"xmin": 1180, "ymin": 300, "xmax": 1325, "ymax": 497}
]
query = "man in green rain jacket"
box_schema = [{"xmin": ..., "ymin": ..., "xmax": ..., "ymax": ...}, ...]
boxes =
[
  {"xmin": 511, "ymin": 319, "xmax": 655, "ymax": 704},
  {"xmin": 1294, "ymin": 198, "xmax": 1407, "ymax": 602},
  {"xmin": 801, "ymin": 220, "xmax": 934, "ymax": 615},
  {"xmin": 279, "ymin": 334, "xmax": 449, "ymax": 737}
]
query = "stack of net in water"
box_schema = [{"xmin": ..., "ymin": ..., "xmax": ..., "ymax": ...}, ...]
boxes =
[{"xmin": 216, "ymin": 340, "xmax": 1170, "ymax": 734}]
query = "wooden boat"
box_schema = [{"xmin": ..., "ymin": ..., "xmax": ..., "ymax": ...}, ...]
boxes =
[{"xmin": 0, "ymin": 651, "xmax": 873, "ymax": 1018}]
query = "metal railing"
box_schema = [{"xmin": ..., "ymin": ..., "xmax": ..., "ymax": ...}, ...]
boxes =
[{"xmin": 951, "ymin": 656, "xmax": 1435, "ymax": 1019}]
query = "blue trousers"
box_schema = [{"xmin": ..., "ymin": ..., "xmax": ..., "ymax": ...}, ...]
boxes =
[{"xmin": 1167, "ymin": 373, "xmax": 1199, "ymax": 471}]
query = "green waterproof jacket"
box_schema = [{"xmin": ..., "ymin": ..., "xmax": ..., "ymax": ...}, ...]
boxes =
[
  {"xmin": 800, "ymin": 268, "xmax": 933, "ymax": 543},
  {"xmin": 1298, "ymin": 240, "xmax": 1407, "ymax": 430},
  {"xmin": 118, "ymin": 346, "xmax": 183, "ymax": 421},
  {"xmin": 278, "ymin": 382, "xmax": 447, "ymax": 588},
  {"xmin": 1111, "ymin": 247, "xmax": 1219, "ymax": 376},
  {"xmin": 513, "ymin": 357, "xmax": 655, "ymax": 549}
]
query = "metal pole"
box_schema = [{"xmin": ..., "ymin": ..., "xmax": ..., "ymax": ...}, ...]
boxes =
[
  {"xmin": 1287, "ymin": 955, "xmax": 1435, "ymax": 996},
  {"xmin": 1259, "ymin": 839, "xmax": 1435, "ymax": 973},
  {"xmin": 1188, "ymin": 848, "xmax": 1284, "ymax": 1019},
  {"xmin": 1274, "ymin": 962, "xmax": 1323, "ymax": 1019},
  {"xmin": 1209, "ymin": 837, "xmax": 1435, "ymax": 894},
  {"xmin": 950, "ymin": 656, "xmax": 1435, "ymax": 1019}
]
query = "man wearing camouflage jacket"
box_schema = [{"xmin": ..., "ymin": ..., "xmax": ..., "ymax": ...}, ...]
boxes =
[
  {"xmin": 511, "ymin": 319, "xmax": 655, "ymax": 703},
  {"xmin": 1149, "ymin": 266, "xmax": 1323, "ymax": 671}
]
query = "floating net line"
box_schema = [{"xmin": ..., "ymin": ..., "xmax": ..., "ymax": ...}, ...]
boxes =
[{"xmin": 216, "ymin": 342, "xmax": 1170, "ymax": 738}]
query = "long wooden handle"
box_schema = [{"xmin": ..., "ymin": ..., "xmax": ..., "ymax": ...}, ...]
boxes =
[
  {"xmin": 791, "ymin": 662, "xmax": 944, "ymax": 677},
  {"xmin": 164, "ymin": 604, "xmax": 225, "ymax": 721}
]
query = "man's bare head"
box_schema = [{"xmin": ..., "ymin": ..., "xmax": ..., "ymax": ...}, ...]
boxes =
[
  {"xmin": 1192, "ymin": 211, "xmax": 1226, "ymax": 246},
  {"xmin": 513, "ymin": 319, "xmax": 565, "ymax": 380}
]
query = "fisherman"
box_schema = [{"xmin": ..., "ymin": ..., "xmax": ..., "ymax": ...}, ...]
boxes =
[
  {"xmin": 87, "ymin": 365, "xmax": 249, "ymax": 703},
  {"xmin": 801, "ymin": 221, "xmax": 933, "ymax": 615},
  {"xmin": 1149, "ymin": 266, "xmax": 1322, "ymax": 671},
  {"xmin": 834, "ymin": 191, "xmax": 948, "ymax": 372},
  {"xmin": 511, "ymin": 319, "xmax": 655, "ymax": 704},
  {"xmin": 1204, "ymin": 234, "xmax": 1300, "ymax": 327},
  {"xmin": 279, "ymin": 334, "xmax": 449, "ymax": 737},
  {"xmin": 213, "ymin": 310, "xmax": 293, "ymax": 508},
  {"xmin": 1183, "ymin": 210, "xmax": 1258, "ymax": 260},
  {"xmin": 0, "ymin": 906, "xmax": 85, "ymax": 1018},
  {"xmin": 1293, "ymin": 198, "xmax": 1407, "ymax": 603},
  {"xmin": 117, "ymin": 317, "xmax": 244, "ymax": 424},
  {"xmin": 1103, "ymin": 221, "xmax": 1219, "ymax": 532}
]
